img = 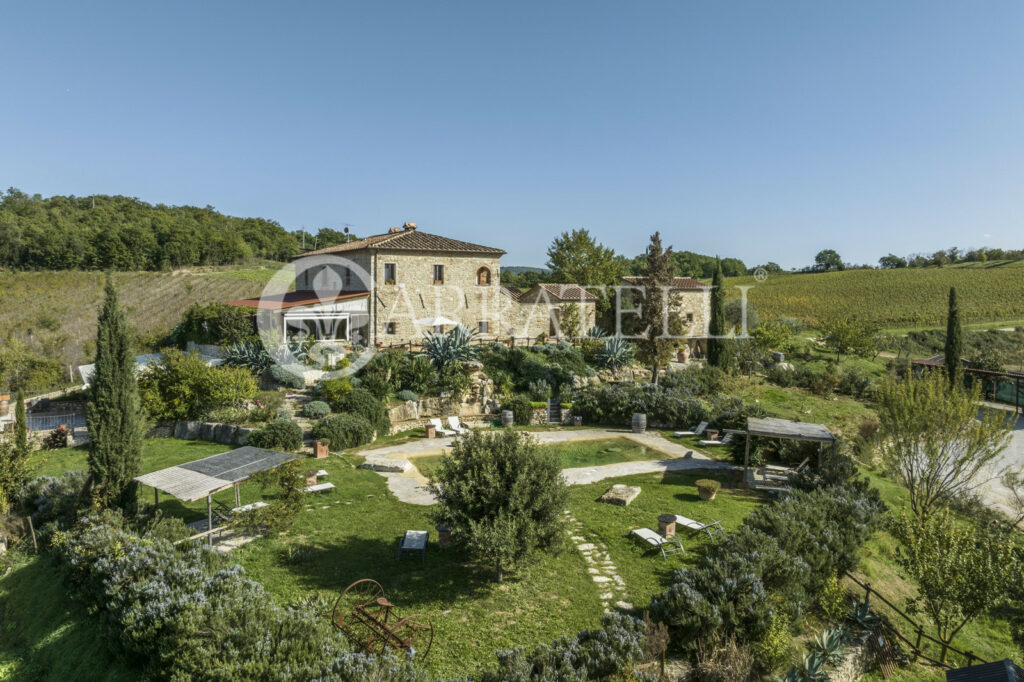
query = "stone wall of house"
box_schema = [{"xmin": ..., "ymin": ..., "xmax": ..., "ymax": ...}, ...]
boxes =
[
  {"xmin": 500, "ymin": 298, "xmax": 597, "ymax": 339},
  {"xmin": 372, "ymin": 249, "xmax": 503, "ymax": 345}
]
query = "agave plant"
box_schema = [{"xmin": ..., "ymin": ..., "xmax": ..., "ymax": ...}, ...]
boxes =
[
  {"xmin": 812, "ymin": 626, "xmax": 848, "ymax": 667},
  {"xmin": 221, "ymin": 341, "xmax": 273, "ymax": 373},
  {"xmin": 421, "ymin": 324, "xmax": 479, "ymax": 370},
  {"xmin": 586, "ymin": 325, "xmax": 609, "ymax": 339},
  {"xmin": 596, "ymin": 336, "xmax": 635, "ymax": 369},
  {"xmin": 850, "ymin": 600, "xmax": 881, "ymax": 633}
]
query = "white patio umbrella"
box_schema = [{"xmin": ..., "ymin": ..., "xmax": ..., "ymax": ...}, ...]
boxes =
[{"xmin": 414, "ymin": 315, "xmax": 459, "ymax": 327}]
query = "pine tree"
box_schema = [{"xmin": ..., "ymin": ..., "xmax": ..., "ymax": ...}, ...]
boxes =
[
  {"xmin": 944, "ymin": 286, "xmax": 963, "ymax": 386},
  {"xmin": 86, "ymin": 273, "xmax": 145, "ymax": 509},
  {"xmin": 707, "ymin": 259, "xmax": 730, "ymax": 368}
]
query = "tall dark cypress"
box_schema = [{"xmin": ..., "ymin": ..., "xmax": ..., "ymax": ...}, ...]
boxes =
[
  {"xmin": 707, "ymin": 259, "xmax": 728, "ymax": 368},
  {"xmin": 944, "ymin": 286, "xmax": 963, "ymax": 385},
  {"xmin": 86, "ymin": 273, "xmax": 145, "ymax": 509},
  {"xmin": 14, "ymin": 390, "xmax": 28, "ymax": 461}
]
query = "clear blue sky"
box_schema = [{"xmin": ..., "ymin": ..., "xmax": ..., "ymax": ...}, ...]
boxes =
[{"xmin": 2, "ymin": 1, "xmax": 1022, "ymax": 269}]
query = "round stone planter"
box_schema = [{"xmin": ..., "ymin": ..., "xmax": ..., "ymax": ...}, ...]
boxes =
[
  {"xmin": 500, "ymin": 410, "xmax": 514, "ymax": 427},
  {"xmin": 698, "ymin": 487, "xmax": 718, "ymax": 501},
  {"xmin": 631, "ymin": 413, "xmax": 647, "ymax": 433}
]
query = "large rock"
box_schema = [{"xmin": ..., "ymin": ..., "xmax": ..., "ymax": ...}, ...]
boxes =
[
  {"xmin": 359, "ymin": 455, "xmax": 412, "ymax": 473},
  {"xmin": 200, "ymin": 422, "xmax": 217, "ymax": 442},
  {"xmin": 214, "ymin": 423, "xmax": 238, "ymax": 445},
  {"xmin": 234, "ymin": 427, "xmax": 254, "ymax": 445},
  {"xmin": 177, "ymin": 421, "xmax": 202, "ymax": 440},
  {"xmin": 598, "ymin": 484, "xmax": 641, "ymax": 506}
]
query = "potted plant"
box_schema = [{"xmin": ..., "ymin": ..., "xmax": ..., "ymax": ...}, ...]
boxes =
[{"xmin": 695, "ymin": 479, "xmax": 721, "ymax": 501}]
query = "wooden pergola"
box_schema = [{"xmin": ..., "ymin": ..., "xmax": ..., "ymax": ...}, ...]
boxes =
[
  {"xmin": 135, "ymin": 446, "xmax": 301, "ymax": 545},
  {"xmin": 743, "ymin": 416, "xmax": 837, "ymax": 468}
]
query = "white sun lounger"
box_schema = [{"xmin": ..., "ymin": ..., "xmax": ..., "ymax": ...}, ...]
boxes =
[
  {"xmin": 631, "ymin": 528, "xmax": 685, "ymax": 560},
  {"xmin": 231, "ymin": 501, "xmax": 269, "ymax": 514},
  {"xmin": 672, "ymin": 515, "xmax": 724, "ymax": 540},
  {"xmin": 674, "ymin": 421, "xmax": 708, "ymax": 437},
  {"xmin": 699, "ymin": 433, "xmax": 734, "ymax": 447},
  {"xmin": 447, "ymin": 416, "xmax": 470, "ymax": 435},
  {"xmin": 429, "ymin": 418, "xmax": 456, "ymax": 437}
]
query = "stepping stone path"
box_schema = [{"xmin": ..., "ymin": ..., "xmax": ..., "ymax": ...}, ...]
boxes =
[{"xmin": 563, "ymin": 510, "xmax": 632, "ymax": 613}]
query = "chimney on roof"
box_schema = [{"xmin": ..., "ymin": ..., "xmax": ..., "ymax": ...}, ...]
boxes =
[
  {"xmin": 388, "ymin": 227, "xmax": 402, "ymax": 234},
  {"xmin": 403, "ymin": 222, "xmax": 417, "ymax": 231}
]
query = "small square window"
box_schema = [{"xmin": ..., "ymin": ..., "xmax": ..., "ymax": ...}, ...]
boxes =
[
  {"xmin": 686, "ymin": 312, "xmax": 694, "ymax": 322},
  {"xmin": 384, "ymin": 263, "xmax": 396, "ymax": 285},
  {"xmin": 432, "ymin": 264, "xmax": 444, "ymax": 284},
  {"xmin": 386, "ymin": 322, "xmax": 396, "ymax": 334},
  {"xmin": 478, "ymin": 321, "xmax": 489, "ymax": 334}
]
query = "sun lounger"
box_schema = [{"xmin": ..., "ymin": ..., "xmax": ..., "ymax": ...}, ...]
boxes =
[
  {"xmin": 630, "ymin": 527, "xmax": 685, "ymax": 560},
  {"xmin": 672, "ymin": 514, "xmax": 724, "ymax": 540},
  {"xmin": 429, "ymin": 418, "xmax": 456, "ymax": 437},
  {"xmin": 305, "ymin": 482, "xmax": 336, "ymax": 494},
  {"xmin": 699, "ymin": 433, "xmax": 734, "ymax": 447},
  {"xmin": 314, "ymin": 469, "xmax": 328, "ymax": 478},
  {"xmin": 674, "ymin": 421, "xmax": 708, "ymax": 437},
  {"xmin": 397, "ymin": 530, "xmax": 429, "ymax": 563},
  {"xmin": 232, "ymin": 501, "xmax": 269, "ymax": 514},
  {"xmin": 447, "ymin": 416, "xmax": 470, "ymax": 435}
]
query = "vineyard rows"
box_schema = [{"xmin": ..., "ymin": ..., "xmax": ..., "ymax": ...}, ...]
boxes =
[
  {"xmin": 0, "ymin": 264, "xmax": 286, "ymax": 366},
  {"xmin": 726, "ymin": 263, "xmax": 1024, "ymax": 329}
]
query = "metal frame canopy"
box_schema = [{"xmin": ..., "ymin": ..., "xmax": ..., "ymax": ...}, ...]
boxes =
[
  {"xmin": 136, "ymin": 446, "xmax": 302, "ymax": 542},
  {"xmin": 743, "ymin": 417, "xmax": 837, "ymax": 468}
]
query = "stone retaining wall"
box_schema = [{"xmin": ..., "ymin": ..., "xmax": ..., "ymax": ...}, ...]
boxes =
[{"xmin": 168, "ymin": 420, "xmax": 255, "ymax": 446}]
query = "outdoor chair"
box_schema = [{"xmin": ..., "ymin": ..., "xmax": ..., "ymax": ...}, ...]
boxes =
[
  {"xmin": 630, "ymin": 527, "xmax": 685, "ymax": 560},
  {"xmin": 699, "ymin": 432, "xmax": 734, "ymax": 447},
  {"xmin": 447, "ymin": 416, "xmax": 470, "ymax": 435},
  {"xmin": 673, "ymin": 421, "xmax": 708, "ymax": 437},
  {"xmin": 397, "ymin": 530, "xmax": 429, "ymax": 563},
  {"xmin": 671, "ymin": 515, "xmax": 724, "ymax": 541},
  {"xmin": 429, "ymin": 418, "xmax": 456, "ymax": 437}
]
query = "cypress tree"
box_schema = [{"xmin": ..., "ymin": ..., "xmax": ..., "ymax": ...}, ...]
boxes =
[
  {"xmin": 944, "ymin": 286, "xmax": 963, "ymax": 386},
  {"xmin": 14, "ymin": 390, "xmax": 28, "ymax": 461},
  {"xmin": 707, "ymin": 259, "xmax": 729, "ymax": 368},
  {"xmin": 86, "ymin": 273, "xmax": 145, "ymax": 509}
]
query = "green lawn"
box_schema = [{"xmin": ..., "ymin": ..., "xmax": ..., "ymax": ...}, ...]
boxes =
[
  {"xmin": 727, "ymin": 376, "xmax": 876, "ymax": 437},
  {"xmin": 0, "ymin": 555, "xmax": 140, "ymax": 681},
  {"xmin": 413, "ymin": 437, "xmax": 668, "ymax": 479}
]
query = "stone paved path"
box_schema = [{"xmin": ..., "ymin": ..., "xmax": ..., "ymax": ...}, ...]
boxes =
[
  {"xmin": 563, "ymin": 510, "xmax": 632, "ymax": 613},
  {"xmin": 356, "ymin": 428, "xmax": 737, "ymax": 505}
]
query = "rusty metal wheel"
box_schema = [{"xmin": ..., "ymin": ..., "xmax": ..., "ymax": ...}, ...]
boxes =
[
  {"xmin": 332, "ymin": 579, "xmax": 386, "ymax": 631},
  {"xmin": 391, "ymin": 614, "xmax": 434, "ymax": 660}
]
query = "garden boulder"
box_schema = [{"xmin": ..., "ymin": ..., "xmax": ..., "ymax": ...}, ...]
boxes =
[{"xmin": 598, "ymin": 484, "xmax": 641, "ymax": 506}]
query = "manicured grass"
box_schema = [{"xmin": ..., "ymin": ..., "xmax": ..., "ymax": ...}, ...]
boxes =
[
  {"xmin": 412, "ymin": 437, "xmax": 673, "ymax": 480},
  {"xmin": 0, "ymin": 555, "xmax": 140, "ymax": 681},
  {"xmin": 567, "ymin": 468, "xmax": 768, "ymax": 606},
  {"xmin": 232, "ymin": 454, "xmax": 605, "ymax": 677}
]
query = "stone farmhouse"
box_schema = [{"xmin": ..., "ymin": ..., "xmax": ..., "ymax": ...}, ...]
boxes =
[
  {"xmin": 620, "ymin": 275, "xmax": 711, "ymax": 359},
  {"xmin": 226, "ymin": 223, "xmax": 600, "ymax": 348}
]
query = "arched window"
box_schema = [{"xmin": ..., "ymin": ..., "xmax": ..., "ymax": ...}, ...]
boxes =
[{"xmin": 477, "ymin": 267, "xmax": 491, "ymax": 286}]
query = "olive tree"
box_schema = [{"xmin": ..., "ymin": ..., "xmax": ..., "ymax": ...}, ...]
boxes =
[
  {"xmin": 890, "ymin": 508, "xmax": 1020, "ymax": 661},
  {"xmin": 429, "ymin": 430, "xmax": 567, "ymax": 582},
  {"xmin": 877, "ymin": 371, "xmax": 1012, "ymax": 521}
]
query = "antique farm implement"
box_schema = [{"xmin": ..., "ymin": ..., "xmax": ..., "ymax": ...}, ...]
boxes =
[{"xmin": 332, "ymin": 579, "xmax": 434, "ymax": 660}]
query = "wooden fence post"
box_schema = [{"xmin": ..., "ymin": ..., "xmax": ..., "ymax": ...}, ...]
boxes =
[
  {"xmin": 913, "ymin": 627, "xmax": 923, "ymax": 661},
  {"xmin": 863, "ymin": 581, "xmax": 871, "ymax": 606}
]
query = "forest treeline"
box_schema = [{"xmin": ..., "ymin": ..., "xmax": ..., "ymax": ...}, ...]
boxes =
[{"xmin": 0, "ymin": 189, "xmax": 311, "ymax": 270}]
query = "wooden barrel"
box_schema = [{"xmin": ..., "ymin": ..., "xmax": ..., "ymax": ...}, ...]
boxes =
[
  {"xmin": 631, "ymin": 413, "xmax": 647, "ymax": 433},
  {"xmin": 500, "ymin": 410, "xmax": 514, "ymax": 427}
]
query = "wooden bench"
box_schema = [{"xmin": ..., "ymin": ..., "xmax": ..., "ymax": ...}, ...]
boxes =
[
  {"xmin": 631, "ymin": 528, "xmax": 685, "ymax": 560},
  {"xmin": 305, "ymin": 482, "xmax": 336, "ymax": 494},
  {"xmin": 397, "ymin": 530, "xmax": 429, "ymax": 563}
]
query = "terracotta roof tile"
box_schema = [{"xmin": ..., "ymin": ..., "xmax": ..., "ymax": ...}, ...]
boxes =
[
  {"xmin": 532, "ymin": 283, "xmax": 599, "ymax": 302},
  {"xmin": 295, "ymin": 228, "xmax": 505, "ymax": 258},
  {"xmin": 225, "ymin": 290, "xmax": 369, "ymax": 310},
  {"xmin": 621, "ymin": 276, "xmax": 709, "ymax": 290}
]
